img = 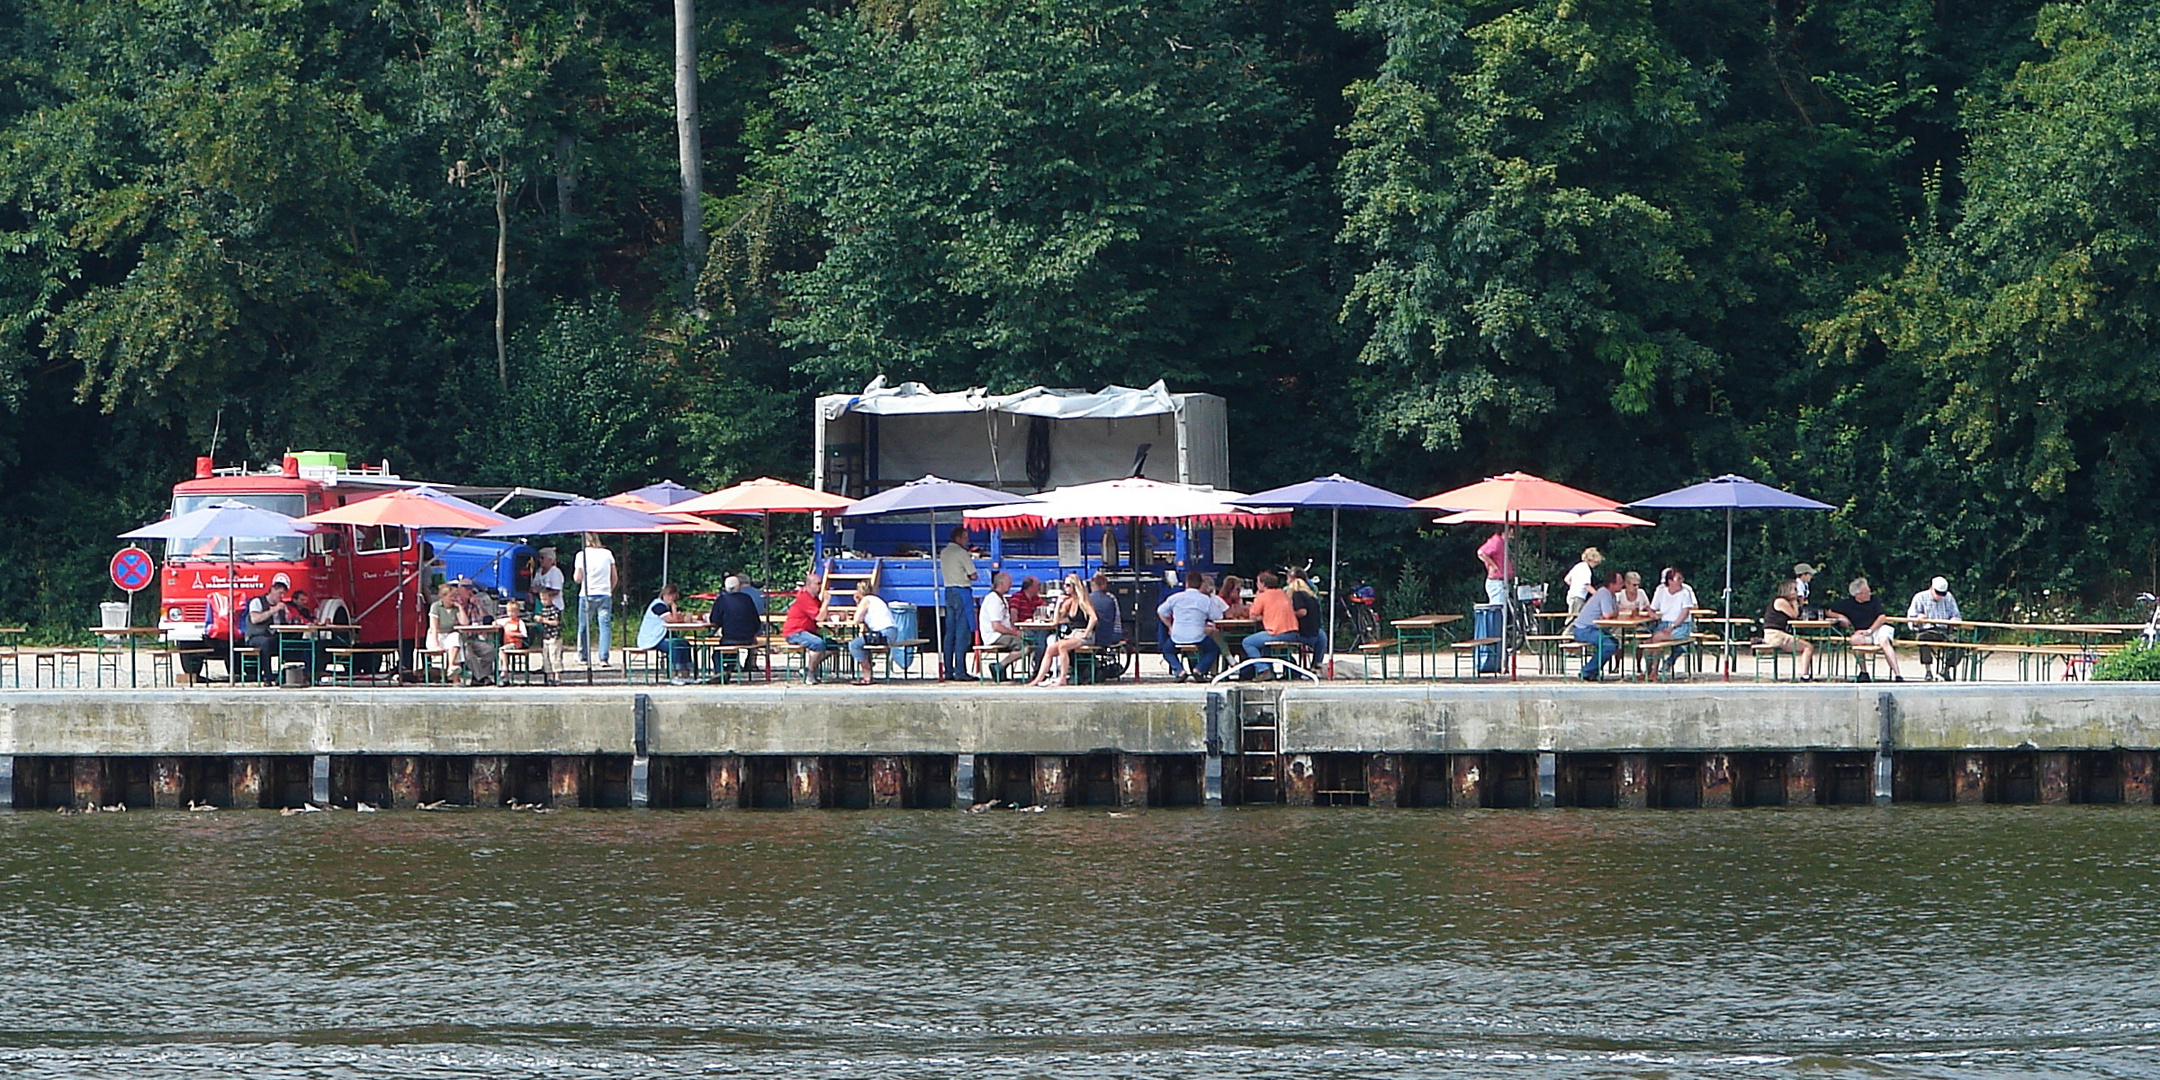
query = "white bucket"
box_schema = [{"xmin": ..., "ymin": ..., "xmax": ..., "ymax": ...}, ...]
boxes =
[{"xmin": 98, "ymin": 601, "xmax": 129, "ymax": 630}]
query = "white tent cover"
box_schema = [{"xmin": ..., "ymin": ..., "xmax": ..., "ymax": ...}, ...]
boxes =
[{"xmin": 816, "ymin": 378, "xmax": 1229, "ymax": 493}]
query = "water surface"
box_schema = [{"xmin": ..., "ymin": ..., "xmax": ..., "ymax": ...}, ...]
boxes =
[{"xmin": 0, "ymin": 806, "xmax": 2153, "ymax": 1077}]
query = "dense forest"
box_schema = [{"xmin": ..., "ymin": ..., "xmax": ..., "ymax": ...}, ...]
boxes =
[{"xmin": 1, "ymin": 0, "xmax": 2155, "ymax": 626}]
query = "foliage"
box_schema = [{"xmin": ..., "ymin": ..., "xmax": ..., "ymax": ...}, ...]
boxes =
[
  {"xmin": 2094, "ymin": 643, "xmax": 2160, "ymax": 683},
  {"xmin": 770, "ymin": 0, "xmax": 1331, "ymax": 392},
  {"xmin": 4, "ymin": 0, "xmax": 2160, "ymax": 641}
]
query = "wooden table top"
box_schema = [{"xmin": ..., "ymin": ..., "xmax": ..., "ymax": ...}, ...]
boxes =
[
  {"xmin": 89, "ymin": 626, "xmax": 171, "ymax": 636},
  {"xmin": 1392, "ymin": 614, "xmax": 1465, "ymax": 628},
  {"xmin": 271, "ymin": 624, "xmax": 360, "ymax": 633}
]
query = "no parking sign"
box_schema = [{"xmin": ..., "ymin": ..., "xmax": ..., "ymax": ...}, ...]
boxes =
[{"xmin": 110, "ymin": 546, "xmax": 155, "ymax": 593}]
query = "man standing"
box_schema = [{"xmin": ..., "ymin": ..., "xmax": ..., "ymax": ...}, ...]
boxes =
[
  {"xmin": 938, "ymin": 526, "xmax": 979, "ymax": 681},
  {"xmin": 1570, "ymin": 571, "xmax": 1623, "ymax": 681},
  {"xmin": 1157, "ymin": 570, "xmax": 1223, "ymax": 682},
  {"xmin": 1240, "ymin": 571, "xmax": 1299, "ymax": 679},
  {"xmin": 977, "ymin": 571, "xmax": 1025, "ymax": 678},
  {"xmin": 572, "ymin": 533, "xmax": 617, "ymax": 668},
  {"xmin": 1829, "ymin": 577, "xmax": 1903, "ymax": 682},
  {"xmin": 1477, "ymin": 528, "xmax": 1513, "ymax": 606},
  {"xmin": 1907, "ymin": 575, "xmax": 1964, "ymax": 681}
]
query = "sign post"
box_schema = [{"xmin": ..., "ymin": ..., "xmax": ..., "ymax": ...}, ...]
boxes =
[{"xmin": 109, "ymin": 546, "xmax": 156, "ymax": 688}]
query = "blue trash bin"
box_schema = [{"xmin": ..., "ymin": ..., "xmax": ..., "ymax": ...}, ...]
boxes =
[
  {"xmin": 889, "ymin": 602, "xmax": 918, "ymax": 672},
  {"xmin": 1474, "ymin": 603, "xmax": 1504, "ymax": 673}
]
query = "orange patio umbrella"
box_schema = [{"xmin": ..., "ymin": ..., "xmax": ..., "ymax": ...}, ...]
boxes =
[
  {"xmin": 298, "ymin": 489, "xmax": 511, "ymax": 661},
  {"xmin": 602, "ymin": 493, "xmax": 737, "ymax": 587},
  {"xmin": 1432, "ymin": 509, "xmax": 1653, "ymax": 528},
  {"xmin": 1416, "ymin": 471, "xmax": 1625, "ymax": 679},
  {"xmin": 673, "ymin": 477, "xmax": 857, "ymax": 585}
]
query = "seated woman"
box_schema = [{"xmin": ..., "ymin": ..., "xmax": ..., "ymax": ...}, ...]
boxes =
[
  {"xmin": 1614, "ymin": 572, "xmax": 1652, "ymax": 618},
  {"xmin": 845, "ymin": 579, "xmax": 900, "ymax": 686},
  {"xmin": 426, "ymin": 581, "xmax": 463, "ymax": 684},
  {"xmin": 1218, "ymin": 575, "xmax": 1250, "ymax": 620},
  {"xmin": 1029, "ymin": 574, "xmax": 1098, "ymax": 687},
  {"xmin": 636, "ymin": 584, "xmax": 695, "ymax": 684},
  {"xmin": 1760, "ymin": 578, "xmax": 1815, "ymax": 681}
]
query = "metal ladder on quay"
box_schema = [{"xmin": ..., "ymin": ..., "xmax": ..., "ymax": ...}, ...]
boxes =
[{"xmin": 1225, "ymin": 683, "xmax": 1284, "ymax": 804}]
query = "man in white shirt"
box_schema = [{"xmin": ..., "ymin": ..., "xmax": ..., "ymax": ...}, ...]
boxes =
[
  {"xmin": 846, "ymin": 578, "xmax": 901, "ymax": 685},
  {"xmin": 1156, "ymin": 570, "xmax": 1225, "ymax": 681},
  {"xmin": 1908, "ymin": 575, "xmax": 1963, "ymax": 680},
  {"xmin": 976, "ymin": 571, "xmax": 1025, "ymax": 679},
  {"xmin": 1646, "ymin": 566, "xmax": 1698, "ymax": 677},
  {"xmin": 572, "ymin": 533, "xmax": 617, "ymax": 667}
]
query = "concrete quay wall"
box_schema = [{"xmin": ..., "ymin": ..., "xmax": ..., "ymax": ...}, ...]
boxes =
[{"xmin": 1, "ymin": 684, "xmax": 2159, "ymax": 756}]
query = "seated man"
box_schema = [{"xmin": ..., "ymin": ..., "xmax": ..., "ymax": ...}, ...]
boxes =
[
  {"xmin": 1008, "ymin": 575, "xmax": 1047, "ymax": 624},
  {"xmin": 1157, "ymin": 570, "xmax": 1223, "ymax": 682},
  {"xmin": 780, "ymin": 572, "xmax": 834, "ymax": 685},
  {"xmin": 1645, "ymin": 567, "xmax": 1697, "ymax": 677},
  {"xmin": 1907, "ymin": 575, "xmax": 1963, "ymax": 681},
  {"xmin": 243, "ymin": 579, "xmax": 297, "ymax": 684},
  {"xmin": 706, "ymin": 575, "xmax": 764, "ymax": 680},
  {"xmin": 845, "ymin": 579, "xmax": 900, "ymax": 685},
  {"xmin": 977, "ymin": 571, "xmax": 1026, "ymax": 678},
  {"xmin": 1570, "ymin": 571, "xmax": 1624, "ymax": 681},
  {"xmin": 1828, "ymin": 576, "xmax": 1902, "ymax": 682},
  {"xmin": 1240, "ymin": 571, "xmax": 1299, "ymax": 679}
]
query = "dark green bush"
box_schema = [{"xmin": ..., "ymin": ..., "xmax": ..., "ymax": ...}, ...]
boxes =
[{"xmin": 2093, "ymin": 644, "xmax": 2160, "ymax": 681}]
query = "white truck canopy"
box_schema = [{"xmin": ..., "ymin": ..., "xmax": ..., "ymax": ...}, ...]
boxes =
[{"xmin": 815, "ymin": 378, "xmax": 1229, "ymax": 495}]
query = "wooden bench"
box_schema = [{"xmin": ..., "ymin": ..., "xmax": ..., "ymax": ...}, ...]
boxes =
[
  {"xmin": 971, "ymin": 643, "xmax": 1029, "ymax": 682},
  {"xmin": 1635, "ymin": 638, "xmax": 1686, "ymax": 679},
  {"xmin": 1526, "ymin": 633, "xmax": 1570, "ymax": 674},
  {"xmin": 707, "ymin": 641, "xmax": 769, "ymax": 683},
  {"xmin": 499, "ymin": 647, "xmax": 539, "ymax": 686},
  {"xmin": 1451, "ymin": 637, "xmax": 1504, "ymax": 679},
  {"xmin": 1357, "ymin": 638, "xmax": 1400, "ymax": 681},
  {"xmin": 323, "ymin": 646, "xmax": 399, "ymax": 686},
  {"xmin": 857, "ymin": 637, "xmax": 931, "ymax": 681}
]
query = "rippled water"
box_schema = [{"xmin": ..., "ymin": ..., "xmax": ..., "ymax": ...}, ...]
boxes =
[{"xmin": 0, "ymin": 806, "xmax": 2155, "ymax": 1077}]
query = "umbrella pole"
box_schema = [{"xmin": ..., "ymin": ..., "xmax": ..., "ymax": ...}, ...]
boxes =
[
  {"xmin": 762, "ymin": 513, "xmax": 772, "ymax": 589},
  {"xmin": 1507, "ymin": 512, "xmax": 1517, "ymax": 681},
  {"xmin": 1723, "ymin": 506, "xmax": 1734, "ymax": 682},
  {"xmin": 227, "ymin": 546, "xmax": 238, "ymax": 686},
  {"xmin": 662, "ymin": 534, "xmax": 671, "ymax": 590},
  {"xmin": 1327, "ymin": 507, "xmax": 1339, "ymax": 680}
]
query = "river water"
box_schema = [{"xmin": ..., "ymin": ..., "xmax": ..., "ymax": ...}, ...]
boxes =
[{"xmin": 1, "ymin": 806, "xmax": 2154, "ymax": 1078}]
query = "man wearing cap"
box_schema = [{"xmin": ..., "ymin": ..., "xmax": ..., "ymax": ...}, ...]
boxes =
[
  {"xmin": 1907, "ymin": 576, "xmax": 1964, "ymax": 681},
  {"xmin": 1792, "ymin": 563, "xmax": 1819, "ymax": 619},
  {"xmin": 243, "ymin": 578, "xmax": 297, "ymax": 683}
]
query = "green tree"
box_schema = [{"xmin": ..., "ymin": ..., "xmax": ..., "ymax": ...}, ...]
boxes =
[{"xmin": 770, "ymin": 0, "xmax": 1328, "ymax": 392}]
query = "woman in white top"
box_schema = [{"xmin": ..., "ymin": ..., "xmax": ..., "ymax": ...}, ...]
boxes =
[
  {"xmin": 1614, "ymin": 571, "xmax": 1651, "ymax": 618},
  {"xmin": 1564, "ymin": 547, "xmax": 1604, "ymax": 617},
  {"xmin": 847, "ymin": 579, "xmax": 900, "ymax": 686}
]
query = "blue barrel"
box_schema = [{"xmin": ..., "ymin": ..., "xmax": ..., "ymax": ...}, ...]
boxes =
[
  {"xmin": 1474, "ymin": 603, "xmax": 1504, "ymax": 673},
  {"xmin": 889, "ymin": 602, "xmax": 918, "ymax": 670}
]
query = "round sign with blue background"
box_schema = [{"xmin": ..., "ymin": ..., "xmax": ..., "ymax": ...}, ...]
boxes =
[{"xmin": 111, "ymin": 546, "xmax": 155, "ymax": 593}]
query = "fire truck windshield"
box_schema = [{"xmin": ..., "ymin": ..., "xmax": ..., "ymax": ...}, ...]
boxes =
[{"xmin": 168, "ymin": 493, "xmax": 309, "ymax": 560}]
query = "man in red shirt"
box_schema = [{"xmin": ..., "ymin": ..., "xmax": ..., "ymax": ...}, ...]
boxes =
[{"xmin": 781, "ymin": 571, "xmax": 834, "ymax": 684}]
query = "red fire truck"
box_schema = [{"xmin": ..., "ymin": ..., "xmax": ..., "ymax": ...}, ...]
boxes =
[{"xmin": 155, "ymin": 452, "xmax": 546, "ymax": 677}]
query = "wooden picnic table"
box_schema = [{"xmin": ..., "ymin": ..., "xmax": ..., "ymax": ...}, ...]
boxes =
[
  {"xmin": 1592, "ymin": 616, "xmax": 1658, "ymax": 679},
  {"xmin": 84, "ymin": 625, "xmax": 171, "ymax": 688},
  {"xmin": 1392, "ymin": 614, "xmax": 1466, "ymax": 677}
]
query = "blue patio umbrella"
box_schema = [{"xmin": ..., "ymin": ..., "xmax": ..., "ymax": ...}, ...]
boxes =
[
  {"xmin": 121, "ymin": 500, "xmax": 317, "ymax": 682},
  {"xmin": 1628, "ymin": 475, "xmax": 1836, "ymax": 677},
  {"xmin": 837, "ymin": 476, "xmax": 1039, "ymax": 671},
  {"xmin": 1231, "ymin": 475, "xmax": 1419, "ymax": 677},
  {"xmin": 478, "ymin": 497, "xmax": 683, "ymax": 538},
  {"xmin": 626, "ymin": 480, "xmax": 705, "ymax": 507}
]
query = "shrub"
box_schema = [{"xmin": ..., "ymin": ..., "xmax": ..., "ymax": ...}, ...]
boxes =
[{"xmin": 2093, "ymin": 643, "xmax": 2160, "ymax": 681}]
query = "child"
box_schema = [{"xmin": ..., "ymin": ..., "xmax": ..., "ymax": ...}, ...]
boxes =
[{"xmin": 497, "ymin": 600, "xmax": 529, "ymax": 650}]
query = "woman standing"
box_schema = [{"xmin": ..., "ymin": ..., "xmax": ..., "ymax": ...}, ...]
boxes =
[{"xmin": 1564, "ymin": 548, "xmax": 1604, "ymax": 618}]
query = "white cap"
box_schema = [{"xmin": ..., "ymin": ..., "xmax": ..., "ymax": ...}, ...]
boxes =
[
  {"xmin": 1931, "ymin": 576, "xmax": 1949, "ymax": 593},
  {"xmin": 724, "ymin": 575, "xmax": 742, "ymax": 592},
  {"xmin": 271, "ymin": 573, "xmax": 291, "ymax": 588}
]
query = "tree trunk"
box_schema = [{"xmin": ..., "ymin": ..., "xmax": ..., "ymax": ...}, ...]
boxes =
[
  {"xmin": 493, "ymin": 159, "xmax": 509, "ymax": 388},
  {"xmin": 555, "ymin": 130, "xmax": 578, "ymax": 233},
  {"xmin": 674, "ymin": 0, "xmax": 704, "ymax": 297}
]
